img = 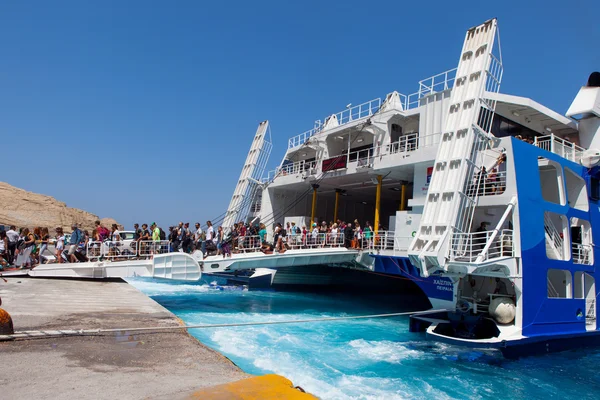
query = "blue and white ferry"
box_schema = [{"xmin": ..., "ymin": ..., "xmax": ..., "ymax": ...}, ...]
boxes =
[{"xmin": 226, "ymin": 18, "xmax": 599, "ymax": 356}]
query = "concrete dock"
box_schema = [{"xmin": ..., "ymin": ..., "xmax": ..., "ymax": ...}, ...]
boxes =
[{"xmin": 0, "ymin": 277, "xmax": 295, "ymax": 399}]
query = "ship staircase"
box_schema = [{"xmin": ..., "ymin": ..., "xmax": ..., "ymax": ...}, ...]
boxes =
[
  {"xmin": 408, "ymin": 19, "xmax": 512, "ymax": 277},
  {"xmin": 223, "ymin": 121, "xmax": 273, "ymax": 229}
]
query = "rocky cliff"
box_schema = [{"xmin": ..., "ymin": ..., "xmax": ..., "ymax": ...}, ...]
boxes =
[{"xmin": 0, "ymin": 182, "xmax": 118, "ymax": 232}]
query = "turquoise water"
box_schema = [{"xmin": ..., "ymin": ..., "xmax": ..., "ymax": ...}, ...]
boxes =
[{"xmin": 128, "ymin": 278, "xmax": 600, "ymax": 399}]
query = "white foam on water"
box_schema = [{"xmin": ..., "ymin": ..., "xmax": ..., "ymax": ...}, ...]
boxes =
[
  {"xmin": 126, "ymin": 278, "xmax": 212, "ymax": 296},
  {"xmin": 348, "ymin": 339, "xmax": 426, "ymax": 364}
]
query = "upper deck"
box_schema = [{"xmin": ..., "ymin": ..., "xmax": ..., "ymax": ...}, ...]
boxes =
[
  {"xmin": 264, "ymin": 74, "xmax": 582, "ymax": 187},
  {"xmin": 286, "ymin": 68, "xmax": 458, "ymax": 150}
]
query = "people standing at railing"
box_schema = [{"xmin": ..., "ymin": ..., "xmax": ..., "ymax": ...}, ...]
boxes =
[
  {"xmin": 182, "ymin": 222, "xmax": 193, "ymax": 253},
  {"xmin": 55, "ymin": 227, "xmax": 65, "ymax": 264},
  {"xmin": 310, "ymin": 223, "xmax": 319, "ymax": 246},
  {"xmin": 6, "ymin": 226, "xmax": 19, "ymax": 265},
  {"xmin": 353, "ymin": 221, "xmax": 362, "ymax": 249},
  {"xmin": 344, "ymin": 223, "xmax": 353, "ymax": 248},
  {"xmin": 237, "ymin": 222, "xmax": 246, "ymax": 252},
  {"xmin": 201, "ymin": 221, "xmax": 215, "ymax": 259},
  {"xmin": 38, "ymin": 227, "xmax": 50, "ymax": 264},
  {"xmin": 194, "ymin": 223, "xmax": 203, "ymax": 252},
  {"xmin": 95, "ymin": 220, "xmax": 110, "ymax": 242},
  {"xmin": 0, "ymin": 231, "xmax": 8, "ymax": 268},
  {"xmin": 363, "ymin": 222, "xmax": 373, "ymax": 248},
  {"xmin": 68, "ymin": 224, "xmax": 83, "ymax": 263},
  {"xmin": 474, "ymin": 222, "xmax": 488, "ymax": 255},
  {"xmin": 330, "ymin": 223, "xmax": 339, "ymax": 245}
]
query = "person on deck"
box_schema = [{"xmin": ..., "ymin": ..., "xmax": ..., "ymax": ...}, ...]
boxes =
[
  {"xmin": 6, "ymin": 226, "xmax": 19, "ymax": 265},
  {"xmin": 68, "ymin": 224, "xmax": 83, "ymax": 263}
]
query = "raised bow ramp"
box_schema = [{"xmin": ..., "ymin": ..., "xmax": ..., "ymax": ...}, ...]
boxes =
[
  {"xmin": 408, "ymin": 19, "xmax": 503, "ymax": 277},
  {"xmin": 223, "ymin": 120, "xmax": 272, "ymax": 228},
  {"xmin": 27, "ymin": 252, "xmax": 202, "ymax": 281}
]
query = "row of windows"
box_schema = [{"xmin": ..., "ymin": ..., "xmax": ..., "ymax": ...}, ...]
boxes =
[
  {"xmin": 547, "ymin": 269, "xmax": 595, "ymax": 299},
  {"xmin": 540, "ymin": 158, "xmax": 589, "ymax": 211}
]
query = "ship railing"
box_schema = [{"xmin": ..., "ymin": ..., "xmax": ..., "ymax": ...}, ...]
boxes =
[
  {"xmin": 586, "ymin": 299, "xmax": 596, "ymax": 323},
  {"xmin": 287, "ymin": 122, "xmax": 323, "ymax": 149},
  {"xmin": 86, "ymin": 240, "xmax": 139, "ymax": 260},
  {"xmin": 348, "ymin": 147, "xmax": 375, "ymax": 168},
  {"xmin": 386, "ymin": 132, "xmax": 441, "ymax": 155},
  {"xmin": 468, "ymin": 170, "xmax": 507, "ymax": 197},
  {"xmin": 235, "ymin": 235, "xmax": 262, "ymax": 253},
  {"xmin": 360, "ymin": 231, "xmax": 414, "ymax": 253},
  {"xmin": 534, "ymin": 134, "xmax": 585, "ymax": 164},
  {"xmin": 334, "ymin": 98, "xmax": 382, "ymax": 125},
  {"xmin": 450, "ymin": 229, "xmax": 514, "ymax": 262},
  {"xmin": 285, "ymin": 233, "xmax": 346, "ymax": 249},
  {"xmin": 417, "ymin": 68, "xmax": 457, "ymax": 100},
  {"xmin": 573, "ymin": 243, "xmax": 593, "ymax": 265},
  {"xmin": 279, "ymin": 160, "xmax": 318, "ymax": 176},
  {"xmin": 138, "ymin": 240, "xmax": 170, "ymax": 256},
  {"xmin": 544, "ymin": 212, "xmax": 564, "ymax": 258}
]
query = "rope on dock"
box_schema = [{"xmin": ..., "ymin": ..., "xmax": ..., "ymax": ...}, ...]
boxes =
[{"xmin": 0, "ymin": 309, "xmax": 447, "ymax": 341}]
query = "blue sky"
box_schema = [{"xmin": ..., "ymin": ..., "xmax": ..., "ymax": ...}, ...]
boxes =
[{"xmin": 1, "ymin": 0, "xmax": 598, "ymax": 230}]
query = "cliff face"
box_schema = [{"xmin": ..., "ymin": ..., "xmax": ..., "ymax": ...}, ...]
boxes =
[{"xmin": 0, "ymin": 182, "xmax": 118, "ymax": 233}]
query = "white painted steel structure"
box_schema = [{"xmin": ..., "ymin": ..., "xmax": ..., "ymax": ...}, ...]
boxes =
[
  {"xmin": 408, "ymin": 19, "xmax": 503, "ymax": 277},
  {"xmin": 223, "ymin": 120, "xmax": 272, "ymax": 228}
]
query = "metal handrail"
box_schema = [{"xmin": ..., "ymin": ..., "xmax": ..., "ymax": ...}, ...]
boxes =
[
  {"xmin": 572, "ymin": 243, "xmax": 592, "ymax": 265},
  {"xmin": 450, "ymin": 229, "xmax": 514, "ymax": 262},
  {"xmin": 534, "ymin": 134, "xmax": 585, "ymax": 164},
  {"xmin": 544, "ymin": 213, "xmax": 564, "ymax": 257}
]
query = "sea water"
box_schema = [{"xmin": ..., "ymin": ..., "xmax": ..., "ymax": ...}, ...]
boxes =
[{"xmin": 128, "ymin": 278, "xmax": 600, "ymax": 399}]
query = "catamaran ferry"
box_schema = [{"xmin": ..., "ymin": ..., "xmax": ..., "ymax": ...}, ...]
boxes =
[{"xmin": 221, "ymin": 18, "xmax": 600, "ymax": 356}]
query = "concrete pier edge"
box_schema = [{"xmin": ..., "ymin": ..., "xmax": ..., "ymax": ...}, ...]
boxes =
[{"xmin": 0, "ymin": 277, "xmax": 316, "ymax": 399}]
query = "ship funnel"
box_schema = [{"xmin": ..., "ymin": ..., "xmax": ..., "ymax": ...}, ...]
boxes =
[
  {"xmin": 587, "ymin": 71, "xmax": 600, "ymax": 87},
  {"xmin": 566, "ymin": 71, "xmax": 600, "ymax": 149}
]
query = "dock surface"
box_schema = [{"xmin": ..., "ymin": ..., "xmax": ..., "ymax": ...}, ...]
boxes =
[{"xmin": 0, "ymin": 278, "xmax": 250, "ymax": 399}]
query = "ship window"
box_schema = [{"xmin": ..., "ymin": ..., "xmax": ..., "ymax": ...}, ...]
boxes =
[
  {"xmin": 564, "ymin": 167, "xmax": 589, "ymax": 211},
  {"xmin": 538, "ymin": 158, "xmax": 566, "ymax": 206},
  {"xmin": 211, "ymin": 264, "xmax": 220, "ymax": 269},
  {"xmin": 544, "ymin": 211, "xmax": 570, "ymax": 261},
  {"xmin": 590, "ymin": 177, "xmax": 600, "ymax": 201},
  {"xmin": 547, "ymin": 269, "xmax": 572, "ymax": 299},
  {"xmin": 571, "ymin": 218, "xmax": 593, "ymax": 265},
  {"xmin": 574, "ymin": 271, "xmax": 584, "ymax": 299}
]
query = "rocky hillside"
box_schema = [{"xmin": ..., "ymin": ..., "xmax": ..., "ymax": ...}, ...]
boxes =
[{"xmin": 0, "ymin": 182, "xmax": 119, "ymax": 232}]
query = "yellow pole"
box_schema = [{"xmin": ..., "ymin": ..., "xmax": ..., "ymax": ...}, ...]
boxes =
[
  {"xmin": 334, "ymin": 189, "xmax": 341, "ymax": 222},
  {"xmin": 310, "ymin": 184, "xmax": 319, "ymax": 227},
  {"xmin": 374, "ymin": 175, "xmax": 382, "ymax": 235},
  {"xmin": 400, "ymin": 184, "xmax": 406, "ymax": 211}
]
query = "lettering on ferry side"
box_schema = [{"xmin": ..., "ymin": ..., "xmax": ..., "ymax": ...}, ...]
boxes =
[{"xmin": 433, "ymin": 279, "xmax": 453, "ymax": 292}]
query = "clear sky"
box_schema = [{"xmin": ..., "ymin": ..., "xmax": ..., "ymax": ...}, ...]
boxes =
[{"xmin": 1, "ymin": 0, "xmax": 598, "ymax": 230}]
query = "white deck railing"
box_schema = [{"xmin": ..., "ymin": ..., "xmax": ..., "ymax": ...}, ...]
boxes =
[
  {"xmin": 534, "ymin": 134, "xmax": 585, "ymax": 164},
  {"xmin": 450, "ymin": 229, "xmax": 514, "ymax": 262},
  {"xmin": 386, "ymin": 132, "xmax": 441, "ymax": 155},
  {"xmin": 286, "ymin": 68, "xmax": 457, "ymax": 150},
  {"xmin": 573, "ymin": 243, "xmax": 592, "ymax": 265},
  {"xmin": 87, "ymin": 240, "xmax": 170, "ymax": 260},
  {"xmin": 334, "ymin": 99, "xmax": 382, "ymax": 126}
]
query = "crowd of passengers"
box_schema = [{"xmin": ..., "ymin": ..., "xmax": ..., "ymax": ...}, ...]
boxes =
[
  {"xmin": 164, "ymin": 219, "xmax": 382, "ymax": 258},
  {"xmin": 0, "ymin": 218, "xmax": 384, "ymax": 268}
]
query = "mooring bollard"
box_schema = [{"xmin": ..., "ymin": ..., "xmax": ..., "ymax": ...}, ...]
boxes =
[{"xmin": 0, "ymin": 297, "xmax": 14, "ymax": 335}]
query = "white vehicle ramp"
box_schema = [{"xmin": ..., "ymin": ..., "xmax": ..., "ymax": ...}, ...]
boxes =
[
  {"xmin": 408, "ymin": 19, "xmax": 503, "ymax": 277},
  {"xmin": 223, "ymin": 120, "xmax": 273, "ymax": 228},
  {"xmin": 27, "ymin": 252, "xmax": 202, "ymax": 281}
]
